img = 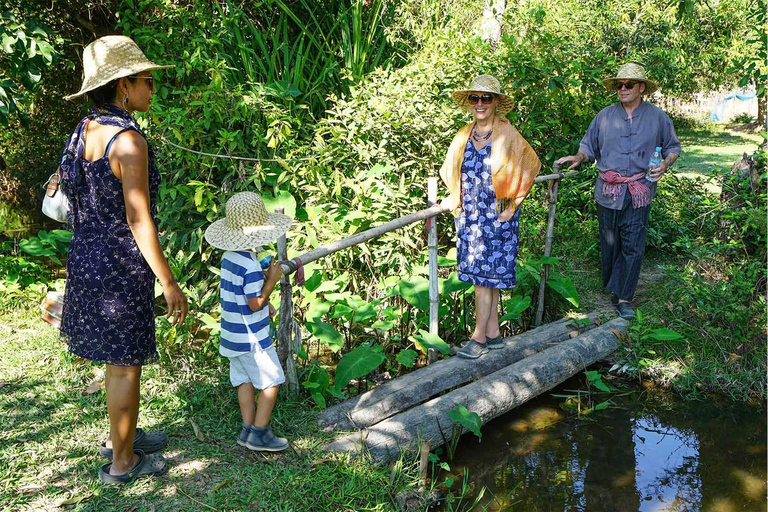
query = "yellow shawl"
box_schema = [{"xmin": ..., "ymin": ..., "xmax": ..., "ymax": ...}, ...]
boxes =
[{"xmin": 439, "ymin": 117, "xmax": 541, "ymax": 213}]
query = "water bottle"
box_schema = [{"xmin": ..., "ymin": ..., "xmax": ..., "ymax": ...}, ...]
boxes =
[
  {"xmin": 646, "ymin": 147, "xmax": 662, "ymax": 182},
  {"xmin": 259, "ymin": 255, "xmax": 273, "ymax": 269}
]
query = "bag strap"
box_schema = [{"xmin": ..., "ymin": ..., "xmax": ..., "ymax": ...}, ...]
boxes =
[{"xmin": 104, "ymin": 128, "xmax": 133, "ymax": 158}]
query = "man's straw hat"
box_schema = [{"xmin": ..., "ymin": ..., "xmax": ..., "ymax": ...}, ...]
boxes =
[
  {"xmin": 452, "ymin": 75, "xmax": 514, "ymax": 116},
  {"xmin": 204, "ymin": 192, "xmax": 293, "ymax": 251},
  {"xmin": 65, "ymin": 35, "xmax": 173, "ymax": 100},
  {"xmin": 602, "ymin": 63, "xmax": 659, "ymax": 95}
]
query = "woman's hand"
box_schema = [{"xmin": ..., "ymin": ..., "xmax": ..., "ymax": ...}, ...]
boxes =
[
  {"xmin": 164, "ymin": 281, "xmax": 188, "ymax": 327},
  {"xmin": 497, "ymin": 206, "xmax": 516, "ymax": 222},
  {"xmin": 440, "ymin": 195, "xmax": 459, "ymax": 212}
]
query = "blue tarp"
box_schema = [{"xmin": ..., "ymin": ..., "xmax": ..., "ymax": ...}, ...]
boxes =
[{"xmin": 707, "ymin": 92, "xmax": 757, "ymax": 121}]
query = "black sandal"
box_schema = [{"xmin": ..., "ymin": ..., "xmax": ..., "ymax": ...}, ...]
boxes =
[
  {"xmin": 98, "ymin": 449, "xmax": 167, "ymax": 485},
  {"xmin": 99, "ymin": 428, "xmax": 168, "ymax": 459}
]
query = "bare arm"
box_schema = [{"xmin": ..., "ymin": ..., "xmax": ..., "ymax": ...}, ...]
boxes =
[
  {"xmin": 247, "ymin": 258, "xmax": 282, "ymax": 312},
  {"xmin": 112, "ymin": 131, "xmax": 188, "ymax": 326}
]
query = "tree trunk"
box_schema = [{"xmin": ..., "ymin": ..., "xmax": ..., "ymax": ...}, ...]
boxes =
[
  {"xmin": 318, "ymin": 314, "xmax": 600, "ymax": 431},
  {"xmin": 325, "ymin": 318, "xmax": 627, "ymax": 462}
]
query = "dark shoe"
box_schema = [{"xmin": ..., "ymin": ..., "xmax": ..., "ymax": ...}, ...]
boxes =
[
  {"xmin": 460, "ymin": 335, "xmax": 504, "ymax": 349},
  {"xmin": 616, "ymin": 302, "xmax": 636, "ymax": 319},
  {"xmin": 457, "ymin": 339, "xmax": 489, "ymax": 359},
  {"xmin": 245, "ymin": 426, "xmax": 289, "ymax": 452},
  {"xmin": 486, "ymin": 335, "xmax": 505, "ymax": 350},
  {"xmin": 237, "ymin": 424, "xmax": 251, "ymax": 447},
  {"xmin": 99, "ymin": 428, "xmax": 168, "ymax": 459},
  {"xmin": 98, "ymin": 449, "xmax": 167, "ymax": 485},
  {"xmin": 610, "ymin": 294, "xmax": 620, "ymax": 306}
]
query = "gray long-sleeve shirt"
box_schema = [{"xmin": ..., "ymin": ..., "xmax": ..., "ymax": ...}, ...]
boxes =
[{"xmin": 579, "ymin": 100, "xmax": 681, "ymax": 210}]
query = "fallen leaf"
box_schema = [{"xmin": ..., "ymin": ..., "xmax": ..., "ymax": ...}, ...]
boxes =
[
  {"xmin": 18, "ymin": 484, "xmax": 43, "ymax": 495},
  {"xmin": 290, "ymin": 444, "xmax": 302, "ymax": 457},
  {"xmin": 210, "ymin": 477, "xmax": 233, "ymax": 492},
  {"xmin": 57, "ymin": 493, "xmax": 91, "ymax": 506},
  {"xmin": 190, "ymin": 419, "xmax": 204, "ymax": 441},
  {"xmin": 85, "ymin": 380, "xmax": 104, "ymax": 395}
]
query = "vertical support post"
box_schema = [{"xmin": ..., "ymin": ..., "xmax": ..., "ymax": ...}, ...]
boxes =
[
  {"xmin": 535, "ymin": 166, "xmax": 561, "ymax": 327},
  {"xmin": 427, "ymin": 177, "xmax": 439, "ymax": 364},
  {"xmin": 276, "ymin": 207, "xmax": 299, "ymax": 395}
]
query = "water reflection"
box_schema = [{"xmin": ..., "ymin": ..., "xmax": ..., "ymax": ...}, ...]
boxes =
[{"xmin": 442, "ymin": 383, "xmax": 766, "ymax": 511}]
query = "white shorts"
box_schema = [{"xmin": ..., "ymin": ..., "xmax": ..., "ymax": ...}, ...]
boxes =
[{"xmin": 227, "ymin": 346, "xmax": 285, "ymax": 389}]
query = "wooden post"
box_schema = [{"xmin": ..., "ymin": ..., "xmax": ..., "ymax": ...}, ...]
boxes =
[
  {"xmin": 535, "ymin": 163, "xmax": 561, "ymax": 327},
  {"xmin": 427, "ymin": 177, "xmax": 439, "ymax": 364},
  {"xmin": 276, "ymin": 207, "xmax": 299, "ymax": 395}
]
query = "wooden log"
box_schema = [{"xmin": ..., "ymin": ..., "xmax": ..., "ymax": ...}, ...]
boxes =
[
  {"xmin": 324, "ymin": 317, "xmax": 626, "ymax": 462},
  {"xmin": 317, "ymin": 314, "xmax": 600, "ymax": 431}
]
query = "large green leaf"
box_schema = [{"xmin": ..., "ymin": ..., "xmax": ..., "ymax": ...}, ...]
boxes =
[
  {"xmin": 306, "ymin": 299, "xmax": 331, "ymax": 322},
  {"xmin": 333, "ymin": 344, "xmax": 386, "ymax": 390},
  {"xmin": 261, "ymin": 190, "xmax": 296, "ymax": 217},
  {"xmin": 305, "ymin": 321, "xmax": 344, "ymax": 352},
  {"xmin": 397, "ymin": 276, "xmax": 430, "ymax": 312},
  {"xmin": 412, "ymin": 329, "xmax": 451, "ymax": 355},
  {"xmin": 647, "ymin": 328, "xmax": 684, "ymax": 341},
  {"xmin": 447, "ymin": 404, "xmax": 482, "ymax": 440},
  {"xmin": 441, "ymin": 272, "xmax": 472, "ymax": 296},
  {"xmin": 547, "ymin": 273, "xmax": 579, "ymax": 308},
  {"xmin": 499, "ymin": 295, "xmax": 532, "ymax": 323},
  {"xmin": 396, "ymin": 349, "xmax": 418, "ymax": 368}
]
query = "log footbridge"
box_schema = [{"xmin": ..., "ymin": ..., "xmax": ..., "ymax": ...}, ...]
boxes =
[{"xmin": 272, "ymin": 165, "xmax": 625, "ymax": 462}]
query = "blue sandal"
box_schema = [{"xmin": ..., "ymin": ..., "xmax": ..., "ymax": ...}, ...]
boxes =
[
  {"xmin": 99, "ymin": 428, "xmax": 168, "ymax": 459},
  {"xmin": 98, "ymin": 449, "xmax": 167, "ymax": 485}
]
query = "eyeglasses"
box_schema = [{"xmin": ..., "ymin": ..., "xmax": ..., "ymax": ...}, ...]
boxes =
[
  {"xmin": 468, "ymin": 93, "xmax": 495, "ymax": 105},
  {"xmin": 129, "ymin": 76, "xmax": 155, "ymax": 89},
  {"xmin": 616, "ymin": 81, "xmax": 637, "ymax": 90}
]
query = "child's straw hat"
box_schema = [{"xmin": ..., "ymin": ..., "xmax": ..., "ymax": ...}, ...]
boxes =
[
  {"xmin": 204, "ymin": 192, "xmax": 292, "ymax": 251},
  {"xmin": 451, "ymin": 75, "xmax": 514, "ymax": 116},
  {"xmin": 65, "ymin": 35, "xmax": 173, "ymax": 100}
]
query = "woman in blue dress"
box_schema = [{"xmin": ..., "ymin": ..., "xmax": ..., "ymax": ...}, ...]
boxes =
[
  {"xmin": 60, "ymin": 36, "xmax": 187, "ymax": 483},
  {"xmin": 439, "ymin": 75, "xmax": 541, "ymax": 359}
]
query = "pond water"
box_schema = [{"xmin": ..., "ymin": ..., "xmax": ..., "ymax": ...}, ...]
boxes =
[{"xmin": 439, "ymin": 377, "xmax": 766, "ymax": 511}]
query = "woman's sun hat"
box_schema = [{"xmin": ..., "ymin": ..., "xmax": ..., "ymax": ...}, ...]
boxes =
[
  {"xmin": 204, "ymin": 192, "xmax": 293, "ymax": 251},
  {"xmin": 65, "ymin": 35, "xmax": 173, "ymax": 100},
  {"xmin": 602, "ymin": 63, "xmax": 659, "ymax": 95},
  {"xmin": 451, "ymin": 74, "xmax": 514, "ymax": 116}
]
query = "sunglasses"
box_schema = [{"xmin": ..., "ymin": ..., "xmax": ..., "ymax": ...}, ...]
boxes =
[
  {"xmin": 129, "ymin": 76, "xmax": 155, "ymax": 89},
  {"xmin": 468, "ymin": 93, "xmax": 495, "ymax": 105},
  {"xmin": 616, "ymin": 81, "xmax": 637, "ymax": 90}
]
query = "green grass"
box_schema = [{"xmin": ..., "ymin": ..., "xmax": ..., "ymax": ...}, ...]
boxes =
[
  {"xmin": 675, "ymin": 122, "xmax": 763, "ymax": 174},
  {"xmin": 0, "ymin": 309, "xmax": 419, "ymax": 511}
]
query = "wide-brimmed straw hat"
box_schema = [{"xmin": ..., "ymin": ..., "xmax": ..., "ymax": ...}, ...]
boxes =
[
  {"xmin": 602, "ymin": 63, "xmax": 659, "ymax": 95},
  {"xmin": 452, "ymin": 75, "xmax": 514, "ymax": 116},
  {"xmin": 204, "ymin": 192, "xmax": 293, "ymax": 251},
  {"xmin": 65, "ymin": 35, "xmax": 173, "ymax": 100}
]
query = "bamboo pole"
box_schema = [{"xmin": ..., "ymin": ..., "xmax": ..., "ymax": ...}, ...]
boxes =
[
  {"xmin": 277, "ymin": 170, "xmax": 579, "ymax": 277},
  {"xmin": 427, "ymin": 178, "xmax": 439, "ymax": 364},
  {"xmin": 535, "ymin": 162, "xmax": 562, "ymax": 326},
  {"xmin": 276, "ymin": 207, "xmax": 298, "ymax": 394}
]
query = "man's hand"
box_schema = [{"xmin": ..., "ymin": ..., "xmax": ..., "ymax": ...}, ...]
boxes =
[
  {"xmin": 648, "ymin": 160, "xmax": 668, "ymax": 181},
  {"xmin": 268, "ymin": 302, "xmax": 276, "ymax": 318},
  {"xmin": 555, "ymin": 153, "xmax": 586, "ymax": 170}
]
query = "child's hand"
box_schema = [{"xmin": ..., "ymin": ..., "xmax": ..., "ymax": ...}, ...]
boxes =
[
  {"xmin": 268, "ymin": 302, "xmax": 276, "ymax": 318},
  {"xmin": 265, "ymin": 257, "xmax": 282, "ymax": 284}
]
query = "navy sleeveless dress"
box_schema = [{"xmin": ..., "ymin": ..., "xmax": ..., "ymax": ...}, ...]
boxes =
[
  {"xmin": 455, "ymin": 139, "xmax": 520, "ymax": 289},
  {"xmin": 60, "ymin": 106, "xmax": 160, "ymax": 366}
]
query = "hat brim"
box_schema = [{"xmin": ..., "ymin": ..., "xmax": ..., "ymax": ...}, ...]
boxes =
[
  {"xmin": 64, "ymin": 63, "xmax": 174, "ymax": 101},
  {"xmin": 451, "ymin": 90, "xmax": 514, "ymax": 116},
  {"xmin": 204, "ymin": 212, "xmax": 292, "ymax": 251},
  {"xmin": 602, "ymin": 78, "xmax": 659, "ymax": 95}
]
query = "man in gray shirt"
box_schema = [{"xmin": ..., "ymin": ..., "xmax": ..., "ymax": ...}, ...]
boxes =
[{"xmin": 556, "ymin": 63, "xmax": 681, "ymax": 319}]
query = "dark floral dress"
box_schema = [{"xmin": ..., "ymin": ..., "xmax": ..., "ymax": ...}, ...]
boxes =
[
  {"xmin": 455, "ymin": 139, "xmax": 520, "ymax": 289},
  {"xmin": 60, "ymin": 106, "xmax": 160, "ymax": 366}
]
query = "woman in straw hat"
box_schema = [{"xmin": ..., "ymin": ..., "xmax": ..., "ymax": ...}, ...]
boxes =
[
  {"xmin": 439, "ymin": 74, "xmax": 541, "ymax": 359},
  {"xmin": 59, "ymin": 35, "xmax": 187, "ymax": 484}
]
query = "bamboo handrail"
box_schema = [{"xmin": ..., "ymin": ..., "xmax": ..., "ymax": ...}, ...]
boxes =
[{"xmin": 278, "ymin": 169, "xmax": 581, "ymax": 275}]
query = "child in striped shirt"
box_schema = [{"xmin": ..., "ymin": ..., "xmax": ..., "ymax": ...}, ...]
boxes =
[{"xmin": 204, "ymin": 192, "xmax": 293, "ymax": 452}]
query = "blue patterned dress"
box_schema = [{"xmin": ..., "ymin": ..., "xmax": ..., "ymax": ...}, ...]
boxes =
[
  {"xmin": 455, "ymin": 139, "xmax": 520, "ymax": 289},
  {"xmin": 60, "ymin": 106, "xmax": 160, "ymax": 366}
]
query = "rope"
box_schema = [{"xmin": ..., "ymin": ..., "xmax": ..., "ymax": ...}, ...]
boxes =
[{"xmin": 156, "ymin": 131, "xmax": 318, "ymax": 163}]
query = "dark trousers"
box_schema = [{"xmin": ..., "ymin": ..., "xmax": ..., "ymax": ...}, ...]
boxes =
[{"xmin": 596, "ymin": 193, "xmax": 651, "ymax": 301}]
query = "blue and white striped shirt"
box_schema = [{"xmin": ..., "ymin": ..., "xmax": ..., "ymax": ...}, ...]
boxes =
[{"xmin": 219, "ymin": 251, "xmax": 272, "ymax": 356}]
